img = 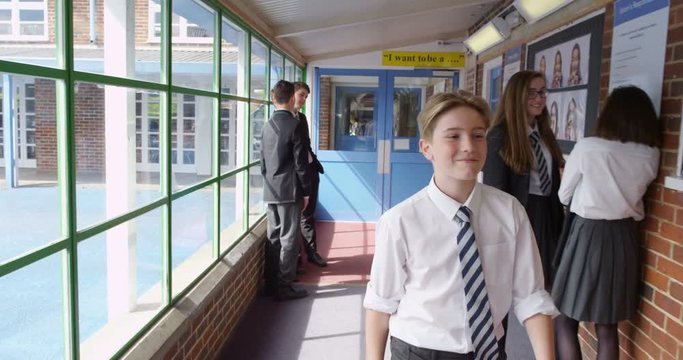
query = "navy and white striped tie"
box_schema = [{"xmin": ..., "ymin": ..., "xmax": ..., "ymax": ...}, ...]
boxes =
[
  {"xmin": 529, "ymin": 131, "xmax": 551, "ymax": 195},
  {"xmin": 456, "ymin": 206, "xmax": 499, "ymax": 360}
]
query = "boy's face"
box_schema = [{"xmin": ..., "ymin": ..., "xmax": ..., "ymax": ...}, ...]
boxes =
[
  {"xmin": 294, "ymin": 89, "xmax": 309, "ymax": 110},
  {"xmin": 419, "ymin": 106, "xmax": 487, "ymax": 182}
]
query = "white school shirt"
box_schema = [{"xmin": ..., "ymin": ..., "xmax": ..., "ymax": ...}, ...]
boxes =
[
  {"xmin": 558, "ymin": 137, "xmax": 659, "ymax": 221},
  {"xmin": 528, "ymin": 126, "xmax": 553, "ymax": 196},
  {"xmin": 363, "ymin": 179, "xmax": 558, "ymax": 354}
]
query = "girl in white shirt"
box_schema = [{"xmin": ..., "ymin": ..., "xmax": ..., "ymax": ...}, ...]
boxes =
[{"xmin": 551, "ymin": 86, "xmax": 660, "ymax": 360}]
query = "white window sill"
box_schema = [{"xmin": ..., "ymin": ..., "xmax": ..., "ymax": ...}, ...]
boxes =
[{"xmin": 664, "ymin": 176, "xmax": 683, "ymax": 192}]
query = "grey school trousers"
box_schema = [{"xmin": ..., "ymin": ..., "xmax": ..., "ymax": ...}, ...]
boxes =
[{"xmin": 266, "ymin": 201, "xmax": 301, "ymax": 285}]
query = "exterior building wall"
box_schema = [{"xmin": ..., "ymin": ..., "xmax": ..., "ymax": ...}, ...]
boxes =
[
  {"xmin": 34, "ymin": 78, "xmax": 56, "ymax": 170},
  {"xmin": 73, "ymin": 82, "xmax": 105, "ymax": 171},
  {"xmin": 318, "ymin": 76, "xmax": 331, "ymax": 150},
  {"xmin": 469, "ymin": 0, "xmax": 683, "ymax": 358}
]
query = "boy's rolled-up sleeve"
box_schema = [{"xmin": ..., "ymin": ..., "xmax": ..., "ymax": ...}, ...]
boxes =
[
  {"xmin": 510, "ymin": 202, "xmax": 559, "ymax": 323},
  {"xmin": 363, "ymin": 213, "xmax": 407, "ymax": 314}
]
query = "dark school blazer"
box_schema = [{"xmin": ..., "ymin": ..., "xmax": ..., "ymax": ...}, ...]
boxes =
[
  {"xmin": 296, "ymin": 111, "xmax": 325, "ymax": 175},
  {"xmin": 260, "ymin": 109, "xmax": 311, "ymax": 204},
  {"xmin": 483, "ymin": 124, "xmax": 564, "ymax": 233}
]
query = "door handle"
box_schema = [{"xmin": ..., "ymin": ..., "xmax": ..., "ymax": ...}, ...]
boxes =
[{"xmin": 377, "ymin": 139, "xmax": 390, "ymax": 174}]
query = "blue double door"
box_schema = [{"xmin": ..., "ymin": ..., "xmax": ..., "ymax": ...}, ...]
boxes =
[{"xmin": 313, "ymin": 68, "xmax": 458, "ymax": 221}]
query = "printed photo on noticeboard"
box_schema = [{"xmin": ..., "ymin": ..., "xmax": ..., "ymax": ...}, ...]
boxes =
[
  {"xmin": 559, "ymin": 89, "xmax": 587, "ymax": 141},
  {"xmin": 545, "ymin": 92, "xmax": 564, "ymax": 139},
  {"xmin": 534, "ymin": 34, "xmax": 591, "ymax": 89}
]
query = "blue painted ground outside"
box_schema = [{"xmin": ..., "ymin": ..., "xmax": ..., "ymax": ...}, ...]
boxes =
[{"xmin": 0, "ymin": 186, "xmax": 259, "ymax": 359}]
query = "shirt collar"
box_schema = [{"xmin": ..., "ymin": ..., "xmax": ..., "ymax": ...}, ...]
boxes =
[
  {"xmin": 427, "ymin": 177, "xmax": 481, "ymax": 222},
  {"xmin": 527, "ymin": 123, "xmax": 539, "ymax": 135}
]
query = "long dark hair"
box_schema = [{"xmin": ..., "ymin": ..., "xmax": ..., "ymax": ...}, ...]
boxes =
[{"xmin": 594, "ymin": 86, "xmax": 660, "ymax": 147}]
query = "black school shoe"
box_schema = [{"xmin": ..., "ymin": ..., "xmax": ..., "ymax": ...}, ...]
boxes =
[
  {"xmin": 276, "ymin": 284, "xmax": 309, "ymax": 301},
  {"xmin": 308, "ymin": 252, "xmax": 328, "ymax": 267}
]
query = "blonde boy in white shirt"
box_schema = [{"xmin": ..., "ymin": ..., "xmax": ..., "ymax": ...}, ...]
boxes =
[{"xmin": 364, "ymin": 91, "xmax": 557, "ymax": 360}]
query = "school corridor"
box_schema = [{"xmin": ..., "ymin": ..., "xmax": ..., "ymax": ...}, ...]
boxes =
[{"xmin": 1, "ymin": 0, "xmax": 682, "ymax": 359}]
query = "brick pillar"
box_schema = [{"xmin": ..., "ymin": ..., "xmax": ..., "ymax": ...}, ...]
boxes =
[{"xmin": 318, "ymin": 76, "xmax": 332, "ymax": 150}]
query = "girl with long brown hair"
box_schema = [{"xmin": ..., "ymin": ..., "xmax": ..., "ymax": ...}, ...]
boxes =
[{"xmin": 483, "ymin": 70, "xmax": 565, "ymax": 288}]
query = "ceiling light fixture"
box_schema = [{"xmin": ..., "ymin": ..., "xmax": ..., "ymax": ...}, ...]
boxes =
[
  {"xmin": 513, "ymin": 0, "xmax": 574, "ymax": 24},
  {"xmin": 463, "ymin": 17, "xmax": 511, "ymax": 54}
]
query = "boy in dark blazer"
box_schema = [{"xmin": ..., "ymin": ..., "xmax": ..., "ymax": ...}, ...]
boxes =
[
  {"xmin": 293, "ymin": 81, "xmax": 327, "ymax": 268},
  {"xmin": 261, "ymin": 80, "xmax": 311, "ymax": 300}
]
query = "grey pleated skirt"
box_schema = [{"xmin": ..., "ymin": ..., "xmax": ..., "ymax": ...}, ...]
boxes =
[{"xmin": 551, "ymin": 215, "xmax": 638, "ymax": 323}]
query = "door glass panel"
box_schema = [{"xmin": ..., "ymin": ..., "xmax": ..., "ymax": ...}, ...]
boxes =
[
  {"xmin": 488, "ymin": 67, "xmax": 502, "ymax": 114},
  {"xmin": 392, "ymin": 77, "xmax": 453, "ymax": 151},
  {"xmin": 318, "ymin": 75, "xmax": 379, "ymax": 152}
]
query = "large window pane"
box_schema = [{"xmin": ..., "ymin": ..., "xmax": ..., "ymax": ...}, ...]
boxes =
[
  {"xmin": 73, "ymin": 0, "xmax": 163, "ymax": 82},
  {"xmin": 0, "ymin": 75, "xmax": 59, "ymax": 263},
  {"xmin": 171, "ymin": 93, "xmax": 214, "ymax": 192},
  {"xmin": 221, "ymin": 17, "xmax": 246, "ymax": 97},
  {"xmin": 269, "ymin": 50, "xmax": 283, "ymax": 90},
  {"xmin": 78, "ymin": 208, "xmax": 163, "ymax": 359},
  {"xmin": 284, "ymin": 59, "xmax": 294, "ymax": 82},
  {"xmin": 250, "ymin": 38, "xmax": 267, "ymax": 100},
  {"xmin": 172, "ymin": 185, "xmax": 214, "ymax": 297},
  {"xmin": 248, "ymin": 166, "xmax": 263, "ymax": 227},
  {"xmin": 220, "ymin": 99, "xmax": 243, "ymax": 173},
  {"xmin": 0, "ymin": 0, "xmax": 55, "ymax": 68},
  {"xmin": 220, "ymin": 174, "xmax": 243, "ymax": 253},
  {"xmin": 74, "ymin": 83, "xmax": 162, "ymax": 230},
  {"xmin": 249, "ymin": 101, "xmax": 265, "ymax": 162},
  {"xmin": 172, "ymin": 0, "xmax": 215, "ymax": 91},
  {"xmin": 0, "ymin": 253, "xmax": 65, "ymax": 359}
]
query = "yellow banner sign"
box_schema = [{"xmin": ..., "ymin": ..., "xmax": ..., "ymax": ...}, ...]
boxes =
[{"xmin": 382, "ymin": 51, "xmax": 465, "ymax": 67}]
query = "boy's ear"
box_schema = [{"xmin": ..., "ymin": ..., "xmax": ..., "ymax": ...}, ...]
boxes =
[{"xmin": 419, "ymin": 138, "xmax": 433, "ymax": 161}]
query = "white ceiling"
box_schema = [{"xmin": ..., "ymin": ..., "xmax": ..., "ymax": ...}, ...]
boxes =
[{"xmin": 223, "ymin": 0, "xmax": 498, "ymax": 62}]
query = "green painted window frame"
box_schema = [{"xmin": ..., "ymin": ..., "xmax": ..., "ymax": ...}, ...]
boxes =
[{"xmin": 0, "ymin": 0, "xmax": 305, "ymax": 359}]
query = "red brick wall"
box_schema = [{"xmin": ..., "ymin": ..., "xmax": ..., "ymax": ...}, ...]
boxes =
[
  {"xmin": 74, "ymin": 82, "xmax": 105, "ymax": 171},
  {"xmin": 318, "ymin": 76, "xmax": 332, "ymax": 150},
  {"xmin": 35, "ymin": 78, "xmax": 57, "ymax": 170},
  {"xmin": 144, "ymin": 238, "xmax": 264, "ymax": 360},
  {"xmin": 471, "ymin": 1, "xmax": 683, "ymax": 358},
  {"xmin": 627, "ymin": 1, "xmax": 683, "ymax": 358},
  {"xmin": 60, "ymin": 0, "xmax": 148, "ymax": 46},
  {"xmin": 44, "ymin": 0, "xmax": 154, "ymax": 47},
  {"xmin": 466, "ymin": 65, "xmax": 476, "ymax": 94},
  {"xmin": 71, "ymin": 0, "xmax": 104, "ymax": 46},
  {"xmin": 134, "ymin": 0, "xmax": 151, "ymax": 45}
]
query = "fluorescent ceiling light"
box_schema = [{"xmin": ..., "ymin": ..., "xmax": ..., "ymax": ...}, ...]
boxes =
[
  {"xmin": 463, "ymin": 17, "xmax": 510, "ymax": 54},
  {"xmin": 514, "ymin": 0, "xmax": 574, "ymax": 24}
]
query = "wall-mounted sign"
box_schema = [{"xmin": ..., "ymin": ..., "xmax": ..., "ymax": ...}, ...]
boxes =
[
  {"xmin": 502, "ymin": 47, "xmax": 522, "ymax": 90},
  {"xmin": 382, "ymin": 51, "xmax": 465, "ymax": 67},
  {"xmin": 609, "ymin": 0, "xmax": 669, "ymax": 115}
]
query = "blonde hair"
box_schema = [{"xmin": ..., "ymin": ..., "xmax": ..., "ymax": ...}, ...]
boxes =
[
  {"xmin": 491, "ymin": 70, "xmax": 563, "ymax": 174},
  {"xmin": 418, "ymin": 90, "xmax": 490, "ymax": 141}
]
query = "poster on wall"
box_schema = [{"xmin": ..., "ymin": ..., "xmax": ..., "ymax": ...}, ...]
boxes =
[
  {"xmin": 533, "ymin": 34, "xmax": 591, "ymax": 88},
  {"xmin": 609, "ymin": 0, "xmax": 670, "ymax": 115},
  {"xmin": 526, "ymin": 14, "xmax": 604, "ymax": 153},
  {"xmin": 502, "ymin": 47, "xmax": 522, "ymax": 90}
]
